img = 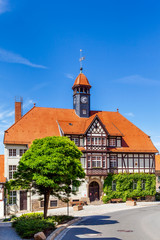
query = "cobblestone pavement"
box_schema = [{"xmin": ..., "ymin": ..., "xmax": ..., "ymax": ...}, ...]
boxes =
[{"xmin": 0, "ymin": 222, "xmax": 22, "ymax": 240}]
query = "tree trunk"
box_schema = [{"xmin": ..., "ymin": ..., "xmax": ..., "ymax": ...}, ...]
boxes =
[{"xmin": 44, "ymin": 190, "xmax": 50, "ymax": 219}]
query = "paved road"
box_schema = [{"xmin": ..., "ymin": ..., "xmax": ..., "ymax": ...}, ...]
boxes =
[
  {"xmin": 57, "ymin": 205, "xmax": 160, "ymax": 240},
  {"xmin": 0, "ymin": 222, "xmax": 22, "ymax": 240}
]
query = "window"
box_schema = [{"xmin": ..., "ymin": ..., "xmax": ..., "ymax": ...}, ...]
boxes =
[
  {"xmin": 92, "ymin": 156, "xmax": 102, "ymax": 168},
  {"xmin": 9, "ymin": 165, "xmax": 17, "ymax": 180},
  {"xmin": 9, "ymin": 191, "xmax": 17, "ymax": 204},
  {"xmin": 102, "ymin": 138, "xmax": 106, "ymax": 146},
  {"xmin": 9, "ymin": 149, "xmax": 16, "ymax": 157},
  {"xmin": 91, "ymin": 137, "xmax": 101, "ymax": 145},
  {"xmin": 82, "ymin": 109, "xmax": 87, "ymax": 114},
  {"xmin": 158, "ymin": 176, "xmax": 160, "ymax": 183},
  {"xmin": 133, "ymin": 181, "xmax": 137, "ymax": 190},
  {"xmin": 110, "ymin": 155, "xmax": 117, "ymax": 168},
  {"xmin": 109, "ymin": 138, "xmax": 116, "ymax": 147},
  {"xmin": 72, "ymin": 185, "xmax": 79, "ymax": 192},
  {"xmin": 72, "ymin": 138, "xmax": 79, "ymax": 146},
  {"xmin": 117, "ymin": 137, "xmax": 121, "ymax": 147},
  {"xmin": 87, "ymin": 137, "xmax": 91, "ymax": 145},
  {"xmin": 20, "ymin": 149, "xmax": 27, "ymax": 156},
  {"xmin": 88, "ymin": 156, "xmax": 91, "ymax": 168},
  {"xmin": 50, "ymin": 200, "xmax": 57, "ymax": 207},
  {"xmin": 141, "ymin": 180, "xmax": 145, "ymax": 190},
  {"xmin": 112, "ymin": 181, "xmax": 116, "ymax": 191},
  {"xmin": 102, "ymin": 156, "xmax": 106, "ymax": 168},
  {"xmin": 40, "ymin": 201, "xmax": 44, "ymax": 207}
]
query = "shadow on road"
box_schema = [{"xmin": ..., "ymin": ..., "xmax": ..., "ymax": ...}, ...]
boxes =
[{"xmin": 78, "ymin": 215, "xmax": 119, "ymax": 226}]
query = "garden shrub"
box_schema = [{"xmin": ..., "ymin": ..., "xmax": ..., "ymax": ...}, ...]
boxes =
[
  {"xmin": 12, "ymin": 212, "xmax": 73, "ymax": 239},
  {"xmin": 102, "ymin": 173, "xmax": 156, "ymax": 203}
]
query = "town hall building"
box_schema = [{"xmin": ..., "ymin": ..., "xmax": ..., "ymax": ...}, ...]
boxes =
[{"xmin": 4, "ymin": 71, "xmax": 158, "ymax": 213}]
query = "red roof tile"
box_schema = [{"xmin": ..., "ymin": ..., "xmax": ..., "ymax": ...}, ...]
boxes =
[
  {"xmin": 4, "ymin": 107, "xmax": 158, "ymax": 153},
  {"xmin": 0, "ymin": 155, "xmax": 6, "ymax": 183}
]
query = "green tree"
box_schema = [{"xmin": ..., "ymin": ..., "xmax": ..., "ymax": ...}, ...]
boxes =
[{"xmin": 9, "ymin": 136, "xmax": 85, "ymax": 218}]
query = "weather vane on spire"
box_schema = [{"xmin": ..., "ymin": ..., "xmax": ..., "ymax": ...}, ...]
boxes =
[{"xmin": 79, "ymin": 49, "xmax": 85, "ymax": 73}]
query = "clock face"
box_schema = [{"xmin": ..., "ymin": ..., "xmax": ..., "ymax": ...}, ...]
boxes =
[{"xmin": 81, "ymin": 96, "xmax": 87, "ymax": 103}]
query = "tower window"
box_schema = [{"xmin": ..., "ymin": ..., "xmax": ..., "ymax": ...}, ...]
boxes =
[{"xmin": 83, "ymin": 109, "xmax": 87, "ymax": 114}]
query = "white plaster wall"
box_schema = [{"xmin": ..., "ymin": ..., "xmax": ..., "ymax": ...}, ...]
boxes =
[{"xmin": 0, "ymin": 201, "xmax": 4, "ymax": 218}]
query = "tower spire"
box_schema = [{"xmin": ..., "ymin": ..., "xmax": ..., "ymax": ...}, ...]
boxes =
[{"xmin": 79, "ymin": 49, "xmax": 85, "ymax": 73}]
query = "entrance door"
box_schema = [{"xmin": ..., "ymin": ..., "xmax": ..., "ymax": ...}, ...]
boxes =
[
  {"xmin": 89, "ymin": 181, "xmax": 99, "ymax": 202},
  {"xmin": 20, "ymin": 191, "xmax": 27, "ymax": 210}
]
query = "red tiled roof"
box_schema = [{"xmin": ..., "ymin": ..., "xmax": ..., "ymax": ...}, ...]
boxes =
[
  {"xmin": 155, "ymin": 154, "xmax": 160, "ymax": 171},
  {"xmin": 4, "ymin": 107, "xmax": 158, "ymax": 153},
  {"xmin": 0, "ymin": 155, "xmax": 6, "ymax": 183},
  {"xmin": 72, "ymin": 73, "xmax": 91, "ymax": 89}
]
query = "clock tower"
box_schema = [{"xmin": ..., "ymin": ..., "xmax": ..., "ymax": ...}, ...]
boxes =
[{"xmin": 72, "ymin": 72, "xmax": 91, "ymax": 118}]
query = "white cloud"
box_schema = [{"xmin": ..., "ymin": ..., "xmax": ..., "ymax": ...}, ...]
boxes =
[
  {"xmin": 23, "ymin": 99, "xmax": 34, "ymax": 109},
  {"xmin": 0, "ymin": 0, "xmax": 9, "ymax": 14},
  {"xmin": 0, "ymin": 48, "xmax": 47, "ymax": 69},
  {"xmin": 116, "ymin": 75, "xmax": 160, "ymax": 86},
  {"xmin": 125, "ymin": 112, "xmax": 135, "ymax": 117},
  {"xmin": 65, "ymin": 73, "xmax": 74, "ymax": 80}
]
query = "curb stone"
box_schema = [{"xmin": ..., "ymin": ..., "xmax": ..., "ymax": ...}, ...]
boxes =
[{"xmin": 46, "ymin": 217, "xmax": 81, "ymax": 240}]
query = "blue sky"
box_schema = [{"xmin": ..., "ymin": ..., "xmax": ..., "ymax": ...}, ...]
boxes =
[{"xmin": 0, "ymin": 0, "xmax": 160, "ymax": 153}]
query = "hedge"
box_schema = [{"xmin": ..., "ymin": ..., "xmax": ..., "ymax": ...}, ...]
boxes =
[{"xmin": 102, "ymin": 173, "xmax": 156, "ymax": 203}]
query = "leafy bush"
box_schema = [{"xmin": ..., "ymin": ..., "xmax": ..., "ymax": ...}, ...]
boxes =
[
  {"xmin": 103, "ymin": 173, "xmax": 156, "ymax": 203},
  {"xmin": 12, "ymin": 213, "xmax": 73, "ymax": 239}
]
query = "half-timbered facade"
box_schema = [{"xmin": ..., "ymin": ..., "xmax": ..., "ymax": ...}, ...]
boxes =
[{"xmin": 4, "ymin": 71, "xmax": 158, "ymax": 213}]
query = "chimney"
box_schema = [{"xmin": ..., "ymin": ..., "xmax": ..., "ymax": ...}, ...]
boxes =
[{"xmin": 15, "ymin": 97, "xmax": 23, "ymax": 123}]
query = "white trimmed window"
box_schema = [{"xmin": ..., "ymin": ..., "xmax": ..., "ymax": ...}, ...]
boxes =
[
  {"xmin": 9, "ymin": 191, "xmax": 17, "ymax": 204},
  {"xmin": 9, "ymin": 165, "xmax": 17, "ymax": 180},
  {"xmin": 110, "ymin": 155, "xmax": 117, "ymax": 168},
  {"xmin": 109, "ymin": 138, "xmax": 116, "ymax": 147},
  {"xmin": 91, "ymin": 137, "xmax": 101, "ymax": 145},
  {"xmin": 82, "ymin": 109, "xmax": 87, "ymax": 115},
  {"xmin": 9, "ymin": 149, "xmax": 16, "ymax": 157},
  {"xmin": 92, "ymin": 156, "xmax": 102, "ymax": 168},
  {"xmin": 72, "ymin": 138, "xmax": 79, "ymax": 146},
  {"xmin": 20, "ymin": 149, "xmax": 27, "ymax": 156}
]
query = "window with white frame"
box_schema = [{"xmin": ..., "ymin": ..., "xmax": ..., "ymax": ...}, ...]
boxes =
[
  {"xmin": 109, "ymin": 138, "xmax": 116, "ymax": 147},
  {"xmin": 91, "ymin": 137, "xmax": 101, "ymax": 145},
  {"xmin": 88, "ymin": 156, "xmax": 91, "ymax": 168},
  {"xmin": 117, "ymin": 137, "xmax": 121, "ymax": 147},
  {"xmin": 82, "ymin": 109, "xmax": 87, "ymax": 114},
  {"xmin": 9, "ymin": 165, "xmax": 17, "ymax": 180},
  {"xmin": 9, "ymin": 191, "xmax": 17, "ymax": 204},
  {"xmin": 20, "ymin": 149, "xmax": 27, "ymax": 156},
  {"xmin": 110, "ymin": 155, "xmax": 117, "ymax": 167},
  {"xmin": 9, "ymin": 149, "xmax": 16, "ymax": 157},
  {"xmin": 92, "ymin": 156, "xmax": 102, "ymax": 168},
  {"xmin": 87, "ymin": 137, "xmax": 91, "ymax": 145},
  {"xmin": 72, "ymin": 138, "xmax": 79, "ymax": 146},
  {"xmin": 102, "ymin": 156, "xmax": 106, "ymax": 168},
  {"xmin": 110, "ymin": 155, "xmax": 117, "ymax": 168},
  {"xmin": 112, "ymin": 180, "xmax": 116, "ymax": 191}
]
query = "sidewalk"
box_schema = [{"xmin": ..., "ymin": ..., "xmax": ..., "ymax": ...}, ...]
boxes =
[{"xmin": 47, "ymin": 201, "xmax": 160, "ymax": 217}]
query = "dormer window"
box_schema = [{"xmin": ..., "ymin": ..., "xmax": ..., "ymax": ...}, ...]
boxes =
[{"xmin": 109, "ymin": 138, "xmax": 116, "ymax": 147}]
